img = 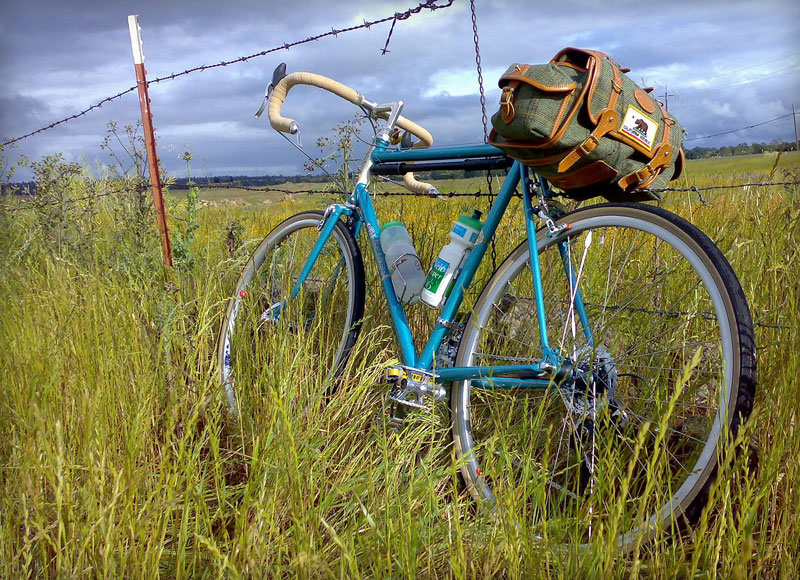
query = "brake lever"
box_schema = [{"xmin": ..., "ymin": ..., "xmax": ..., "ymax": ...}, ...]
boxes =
[
  {"xmin": 254, "ymin": 86, "xmax": 270, "ymax": 118},
  {"xmin": 255, "ymin": 62, "xmax": 288, "ymax": 118}
]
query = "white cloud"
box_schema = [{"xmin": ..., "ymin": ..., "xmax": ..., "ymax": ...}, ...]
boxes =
[
  {"xmin": 423, "ymin": 67, "xmax": 505, "ymax": 98},
  {"xmin": 1, "ymin": 0, "xmax": 798, "ymax": 178}
]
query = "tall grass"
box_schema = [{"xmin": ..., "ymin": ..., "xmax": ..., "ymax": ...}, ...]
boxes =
[{"xmin": 0, "ymin": 154, "xmax": 798, "ymax": 578}]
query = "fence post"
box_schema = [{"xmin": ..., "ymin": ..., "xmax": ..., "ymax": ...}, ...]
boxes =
[{"xmin": 128, "ymin": 14, "xmax": 173, "ymax": 268}]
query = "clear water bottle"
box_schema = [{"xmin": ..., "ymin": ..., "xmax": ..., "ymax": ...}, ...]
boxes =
[
  {"xmin": 380, "ymin": 222, "xmax": 425, "ymax": 304},
  {"xmin": 420, "ymin": 210, "xmax": 483, "ymax": 309}
]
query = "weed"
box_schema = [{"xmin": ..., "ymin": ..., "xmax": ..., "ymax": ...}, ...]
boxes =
[{"xmin": 0, "ymin": 152, "xmax": 798, "ymax": 578}]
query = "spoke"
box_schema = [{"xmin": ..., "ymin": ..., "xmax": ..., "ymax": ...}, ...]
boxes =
[
  {"xmin": 477, "ymin": 316, "xmax": 541, "ymax": 354},
  {"xmin": 550, "ymin": 408, "xmax": 573, "ymax": 501},
  {"xmin": 612, "ymin": 279, "xmax": 709, "ymax": 361},
  {"xmin": 469, "ymin": 389, "xmax": 547, "ymax": 408},
  {"xmin": 593, "ymin": 253, "xmax": 687, "ymax": 339},
  {"xmin": 624, "ymin": 407, "xmax": 711, "ymax": 446},
  {"xmin": 597, "ymin": 228, "xmax": 644, "ymax": 331},
  {"xmin": 601, "ymin": 226, "xmax": 617, "ymax": 317},
  {"xmin": 621, "ymin": 394, "xmax": 718, "ymax": 412},
  {"xmin": 471, "ymin": 352, "xmax": 541, "ymax": 364},
  {"xmin": 617, "ymin": 337, "xmax": 722, "ymax": 363},
  {"xmin": 618, "ymin": 434, "xmax": 656, "ymax": 481},
  {"xmin": 615, "ymin": 362, "xmax": 719, "ymax": 376}
]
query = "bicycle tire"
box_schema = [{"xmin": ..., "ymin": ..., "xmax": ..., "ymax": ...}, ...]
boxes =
[
  {"xmin": 218, "ymin": 211, "xmax": 365, "ymax": 412},
  {"xmin": 450, "ymin": 202, "xmax": 755, "ymax": 550}
]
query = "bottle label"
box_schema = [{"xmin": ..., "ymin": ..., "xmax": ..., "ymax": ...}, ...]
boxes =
[
  {"xmin": 424, "ymin": 257, "xmax": 450, "ymax": 293},
  {"xmin": 452, "ymin": 223, "xmax": 467, "ymax": 238},
  {"xmin": 444, "ymin": 250, "xmax": 471, "ymax": 299}
]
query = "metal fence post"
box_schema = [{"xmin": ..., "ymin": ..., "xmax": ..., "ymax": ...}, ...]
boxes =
[{"xmin": 128, "ymin": 14, "xmax": 173, "ymax": 268}]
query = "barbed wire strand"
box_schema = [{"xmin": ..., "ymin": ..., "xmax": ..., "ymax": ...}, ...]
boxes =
[
  {"xmin": 5, "ymin": 179, "xmax": 798, "ymax": 212},
  {"xmin": 0, "ymin": 0, "xmax": 454, "ymax": 148},
  {"xmin": 685, "ymin": 113, "xmax": 795, "ymax": 141},
  {"xmin": 3, "ymin": 179, "xmax": 793, "ymax": 333}
]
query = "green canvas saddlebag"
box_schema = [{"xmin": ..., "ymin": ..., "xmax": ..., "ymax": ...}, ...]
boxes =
[{"xmin": 489, "ymin": 48, "xmax": 685, "ymax": 201}]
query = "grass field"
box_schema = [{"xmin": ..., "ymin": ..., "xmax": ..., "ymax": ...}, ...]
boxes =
[{"xmin": 1, "ymin": 152, "xmax": 798, "ymax": 578}]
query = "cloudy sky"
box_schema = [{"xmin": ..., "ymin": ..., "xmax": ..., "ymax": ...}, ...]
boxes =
[{"xmin": 1, "ymin": 0, "xmax": 798, "ymax": 181}]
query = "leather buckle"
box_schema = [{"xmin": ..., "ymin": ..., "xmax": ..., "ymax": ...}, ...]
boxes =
[
  {"xmin": 499, "ymin": 86, "xmax": 516, "ymax": 123},
  {"xmin": 557, "ymin": 108, "xmax": 618, "ymax": 173},
  {"xmin": 618, "ymin": 143, "xmax": 673, "ymax": 190},
  {"xmin": 500, "ymin": 86, "xmax": 513, "ymax": 106}
]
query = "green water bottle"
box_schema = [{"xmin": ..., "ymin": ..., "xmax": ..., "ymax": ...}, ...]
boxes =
[{"xmin": 420, "ymin": 210, "xmax": 483, "ymax": 309}]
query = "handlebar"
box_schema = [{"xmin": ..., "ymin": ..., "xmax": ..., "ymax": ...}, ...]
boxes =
[
  {"xmin": 268, "ymin": 72, "xmax": 434, "ymax": 148},
  {"xmin": 266, "ymin": 71, "xmax": 437, "ymax": 195}
]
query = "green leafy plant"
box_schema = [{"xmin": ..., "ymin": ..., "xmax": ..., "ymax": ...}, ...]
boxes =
[
  {"xmin": 304, "ymin": 115, "xmax": 365, "ymax": 195},
  {"xmin": 171, "ymin": 151, "xmax": 201, "ymax": 271}
]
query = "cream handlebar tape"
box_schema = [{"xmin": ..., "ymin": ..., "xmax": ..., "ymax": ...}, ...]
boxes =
[
  {"xmin": 268, "ymin": 72, "xmax": 437, "ymax": 194},
  {"xmin": 403, "ymin": 173, "xmax": 436, "ymax": 195},
  {"xmin": 268, "ymin": 72, "xmax": 361, "ymax": 133},
  {"xmin": 268, "ymin": 72, "xmax": 434, "ymax": 147}
]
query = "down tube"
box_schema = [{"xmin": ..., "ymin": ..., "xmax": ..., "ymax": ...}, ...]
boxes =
[{"xmin": 418, "ymin": 166, "xmax": 522, "ymax": 369}]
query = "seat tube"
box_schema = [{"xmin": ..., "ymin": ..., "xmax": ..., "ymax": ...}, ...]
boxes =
[{"xmin": 520, "ymin": 164, "xmax": 553, "ymax": 357}]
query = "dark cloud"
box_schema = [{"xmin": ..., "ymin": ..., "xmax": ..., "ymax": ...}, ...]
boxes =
[{"xmin": 1, "ymin": 0, "xmax": 798, "ymax": 180}]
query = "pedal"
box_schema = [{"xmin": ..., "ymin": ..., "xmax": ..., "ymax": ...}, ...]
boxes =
[{"xmin": 383, "ymin": 365, "xmax": 447, "ymax": 425}]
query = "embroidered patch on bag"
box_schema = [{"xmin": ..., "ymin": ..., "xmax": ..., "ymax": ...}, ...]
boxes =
[{"xmin": 620, "ymin": 105, "xmax": 659, "ymax": 151}]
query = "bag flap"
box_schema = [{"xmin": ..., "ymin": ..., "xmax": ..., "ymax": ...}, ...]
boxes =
[
  {"xmin": 552, "ymin": 47, "xmax": 623, "ymax": 126},
  {"xmin": 498, "ymin": 63, "xmax": 577, "ymax": 93},
  {"xmin": 494, "ymin": 63, "xmax": 584, "ymax": 141}
]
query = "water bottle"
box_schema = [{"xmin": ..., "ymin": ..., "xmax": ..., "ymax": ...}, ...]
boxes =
[
  {"xmin": 380, "ymin": 222, "xmax": 425, "ymax": 304},
  {"xmin": 420, "ymin": 210, "xmax": 484, "ymax": 309}
]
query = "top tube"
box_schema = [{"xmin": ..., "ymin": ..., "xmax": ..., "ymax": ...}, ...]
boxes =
[{"xmin": 371, "ymin": 143, "xmax": 506, "ymax": 163}]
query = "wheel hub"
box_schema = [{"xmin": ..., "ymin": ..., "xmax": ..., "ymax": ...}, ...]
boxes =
[{"xmin": 561, "ymin": 346, "xmax": 628, "ymax": 427}]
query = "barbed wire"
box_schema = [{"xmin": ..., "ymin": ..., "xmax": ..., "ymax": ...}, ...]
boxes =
[
  {"xmin": 684, "ymin": 113, "xmax": 795, "ymax": 141},
  {"xmin": 2, "ymin": 175, "xmax": 795, "ymax": 332},
  {"xmin": 205, "ymin": 179, "xmax": 800, "ymax": 197},
  {"xmin": 0, "ymin": 87, "xmax": 140, "ymax": 148},
  {"xmin": 182, "ymin": 183, "xmax": 493, "ymax": 198},
  {"xmin": 4, "ymin": 180, "xmax": 791, "ymax": 334},
  {"xmin": 578, "ymin": 299, "xmax": 789, "ymax": 330},
  {"xmin": 0, "ymin": 0, "xmax": 454, "ymax": 149},
  {"xmin": 4, "ymin": 178, "xmax": 798, "ymax": 213}
]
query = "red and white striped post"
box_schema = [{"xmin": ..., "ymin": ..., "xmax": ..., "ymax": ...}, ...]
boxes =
[{"xmin": 128, "ymin": 14, "xmax": 173, "ymax": 268}]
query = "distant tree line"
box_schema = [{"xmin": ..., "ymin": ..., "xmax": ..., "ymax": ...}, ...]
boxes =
[
  {"xmin": 169, "ymin": 174, "xmax": 332, "ymax": 190},
  {"xmin": 2, "ymin": 140, "xmax": 796, "ymax": 194},
  {"xmin": 684, "ymin": 140, "xmax": 796, "ymax": 159}
]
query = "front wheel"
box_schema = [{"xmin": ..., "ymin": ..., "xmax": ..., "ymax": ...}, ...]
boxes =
[
  {"xmin": 218, "ymin": 211, "xmax": 365, "ymax": 413},
  {"xmin": 450, "ymin": 203, "xmax": 756, "ymax": 550}
]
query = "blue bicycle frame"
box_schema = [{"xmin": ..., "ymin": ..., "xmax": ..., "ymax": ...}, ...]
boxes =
[{"xmin": 295, "ymin": 141, "xmax": 592, "ymax": 388}]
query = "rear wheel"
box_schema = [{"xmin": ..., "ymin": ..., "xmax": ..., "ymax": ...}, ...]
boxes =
[
  {"xmin": 450, "ymin": 203, "xmax": 755, "ymax": 550},
  {"xmin": 218, "ymin": 211, "xmax": 365, "ymax": 412}
]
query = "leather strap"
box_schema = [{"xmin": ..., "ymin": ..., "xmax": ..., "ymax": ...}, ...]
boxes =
[
  {"xmin": 659, "ymin": 103, "xmax": 674, "ymax": 148},
  {"xmin": 557, "ymin": 108, "xmax": 619, "ymax": 172},
  {"xmin": 608, "ymin": 62, "xmax": 623, "ymax": 113},
  {"xmin": 545, "ymin": 160, "xmax": 618, "ymax": 189},
  {"xmin": 617, "ymin": 143, "xmax": 673, "ymax": 190},
  {"xmin": 499, "ymin": 81, "xmax": 521, "ymax": 123}
]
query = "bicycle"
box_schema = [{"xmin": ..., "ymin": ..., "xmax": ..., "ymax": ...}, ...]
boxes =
[{"xmin": 217, "ymin": 65, "xmax": 756, "ymax": 551}]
